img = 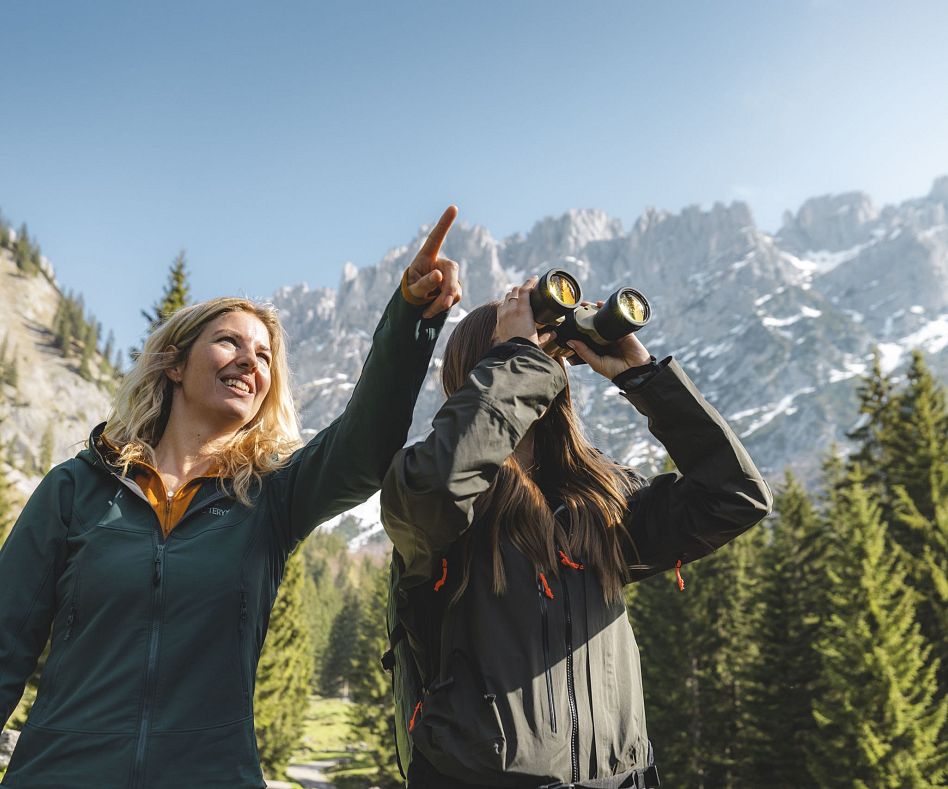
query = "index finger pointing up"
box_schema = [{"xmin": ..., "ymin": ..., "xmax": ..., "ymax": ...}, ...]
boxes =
[{"xmin": 420, "ymin": 205, "xmax": 458, "ymax": 259}]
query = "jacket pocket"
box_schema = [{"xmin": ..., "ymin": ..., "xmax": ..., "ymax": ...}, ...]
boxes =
[
  {"xmin": 412, "ymin": 650, "xmax": 507, "ymax": 777},
  {"xmin": 35, "ymin": 570, "xmax": 81, "ymax": 720}
]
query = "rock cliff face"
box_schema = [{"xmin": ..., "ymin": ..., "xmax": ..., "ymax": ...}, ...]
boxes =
[
  {"xmin": 273, "ymin": 178, "xmax": 948, "ymax": 544},
  {"xmin": 0, "ymin": 249, "xmax": 113, "ymax": 495}
]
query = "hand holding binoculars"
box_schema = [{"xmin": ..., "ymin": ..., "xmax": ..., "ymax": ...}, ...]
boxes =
[{"xmin": 528, "ymin": 269, "xmax": 651, "ymax": 364}]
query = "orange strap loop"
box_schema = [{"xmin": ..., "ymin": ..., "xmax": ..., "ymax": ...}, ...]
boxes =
[
  {"xmin": 558, "ymin": 550, "xmax": 585, "ymax": 570},
  {"xmin": 433, "ymin": 558, "xmax": 448, "ymax": 592},
  {"xmin": 408, "ymin": 700, "xmax": 423, "ymax": 732},
  {"xmin": 538, "ymin": 572, "xmax": 554, "ymax": 599},
  {"xmin": 675, "ymin": 559, "xmax": 685, "ymax": 592}
]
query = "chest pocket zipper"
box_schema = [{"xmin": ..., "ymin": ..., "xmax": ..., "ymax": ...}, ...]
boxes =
[{"xmin": 537, "ymin": 580, "xmax": 557, "ymax": 734}]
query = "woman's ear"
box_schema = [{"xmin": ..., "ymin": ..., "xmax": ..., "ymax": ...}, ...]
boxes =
[{"xmin": 165, "ymin": 345, "xmax": 182, "ymax": 384}]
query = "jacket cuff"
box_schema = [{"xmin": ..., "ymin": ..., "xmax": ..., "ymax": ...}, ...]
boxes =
[
  {"xmin": 483, "ymin": 337, "xmax": 539, "ymax": 362},
  {"xmin": 400, "ymin": 268, "xmax": 437, "ymax": 306},
  {"xmin": 613, "ymin": 356, "xmax": 669, "ymax": 391},
  {"xmin": 385, "ymin": 283, "xmax": 449, "ymax": 349}
]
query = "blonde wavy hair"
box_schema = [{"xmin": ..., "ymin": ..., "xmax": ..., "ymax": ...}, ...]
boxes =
[{"xmin": 103, "ymin": 297, "xmax": 302, "ymax": 505}]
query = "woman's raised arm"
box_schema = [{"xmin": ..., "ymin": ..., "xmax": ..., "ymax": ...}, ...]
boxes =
[
  {"xmin": 381, "ymin": 340, "xmax": 566, "ymax": 586},
  {"xmin": 268, "ymin": 207, "xmax": 462, "ymax": 548},
  {"xmin": 617, "ymin": 358, "xmax": 773, "ymax": 580}
]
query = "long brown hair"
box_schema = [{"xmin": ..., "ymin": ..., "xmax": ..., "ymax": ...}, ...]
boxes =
[{"xmin": 441, "ymin": 302, "xmax": 641, "ymax": 603}]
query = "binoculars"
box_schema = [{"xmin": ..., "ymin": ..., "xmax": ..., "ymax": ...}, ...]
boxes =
[{"xmin": 528, "ymin": 269, "xmax": 651, "ymax": 364}]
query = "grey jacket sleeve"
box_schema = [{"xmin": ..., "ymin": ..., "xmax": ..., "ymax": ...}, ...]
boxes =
[
  {"xmin": 0, "ymin": 461, "xmax": 75, "ymax": 728},
  {"xmin": 620, "ymin": 357, "xmax": 773, "ymax": 581},
  {"xmin": 381, "ymin": 341, "xmax": 567, "ymax": 586},
  {"xmin": 269, "ymin": 287, "xmax": 446, "ymax": 549}
]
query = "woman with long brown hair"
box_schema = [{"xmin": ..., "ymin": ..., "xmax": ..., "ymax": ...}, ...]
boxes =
[{"xmin": 381, "ymin": 276, "xmax": 772, "ymax": 789}]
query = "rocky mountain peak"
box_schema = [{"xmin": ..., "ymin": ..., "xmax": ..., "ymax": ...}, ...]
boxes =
[
  {"xmin": 929, "ymin": 175, "xmax": 948, "ymax": 203},
  {"xmin": 777, "ymin": 191, "xmax": 880, "ymax": 253},
  {"xmin": 524, "ymin": 209, "xmax": 623, "ymax": 253}
]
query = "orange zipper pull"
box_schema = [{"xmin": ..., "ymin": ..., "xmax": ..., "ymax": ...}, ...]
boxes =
[
  {"xmin": 538, "ymin": 572, "xmax": 554, "ymax": 599},
  {"xmin": 433, "ymin": 558, "xmax": 448, "ymax": 592}
]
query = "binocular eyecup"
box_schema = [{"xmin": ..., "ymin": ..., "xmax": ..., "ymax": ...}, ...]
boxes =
[{"xmin": 527, "ymin": 269, "xmax": 651, "ymax": 364}]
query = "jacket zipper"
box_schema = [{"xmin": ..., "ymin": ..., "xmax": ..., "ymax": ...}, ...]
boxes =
[
  {"xmin": 563, "ymin": 577, "xmax": 580, "ymax": 784},
  {"xmin": 131, "ymin": 535, "xmax": 166, "ymax": 789},
  {"xmin": 114, "ymin": 474, "xmax": 230, "ymax": 787},
  {"xmin": 537, "ymin": 582, "xmax": 557, "ymax": 734},
  {"xmin": 238, "ymin": 587, "xmax": 249, "ymax": 706}
]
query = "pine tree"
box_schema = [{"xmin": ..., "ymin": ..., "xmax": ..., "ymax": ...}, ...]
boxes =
[
  {"xmin": 59, "ymin": 318, "xmax": 73, "ymax": 358},
  {"xmin": 629, "ymin": 530, "xmax": 763, "ymax": 789},
  {"xmin": 894, "ymin": 464, "xmax": 948, "ymax": 694},
  {"xmin": 78, "ymin": 324, "xmax": 95, "ymax": 381},
  {"xmin": 810, "ymin": 467, "xmax": 948, "ymax": 788},
  {"xmin": 141, "ymin": 251, "xmax": 191, "ymax": 331},
  {"xmin": 744, "ymin": 471, "xmax": 826, "ymax": 787},
  {"xmin": 302, "ymin": 533, "xmax": 347, "ymax": 686},
  {"xmin": 348, "ymin": 565, "xmax": 401, "ymax": 787},
  {"xmin": 886, "ymin": 350, "xmax": 948, "ymax": 527},
  {"xmin": 13, "ymin": 223, "xmax": 38, "ymax": 275},
  {"xmin": 847, "ymin": 348, "xmax": 897, "ymax": 498},
  {"xmin": 254, "ymin": 549, "xmax": 314, "ymax": 779},
  {"xmin": 320, "ymin": 590, "xmax": 363, "ymax": 698},
  {"xmin": 102, "ymin": 330, "xmax": 115, "ymax": 373}
]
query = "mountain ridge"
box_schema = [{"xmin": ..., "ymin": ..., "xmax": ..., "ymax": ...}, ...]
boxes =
[{"xmin": 3, "ymin": 178, "xmax": 946, "ymax": 549}]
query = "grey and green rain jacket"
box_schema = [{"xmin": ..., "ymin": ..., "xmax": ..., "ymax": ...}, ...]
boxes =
[
  {"xmin": 381, "ymin": 339, "xmax": 772, "ymax": 788},
  {"xmin": 0, "ymin": 289, "xmax": 445, "ymax": 789}
]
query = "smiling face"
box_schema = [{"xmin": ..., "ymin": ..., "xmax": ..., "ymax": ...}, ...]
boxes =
[{"xmin": 167, "ymin": 310, "xmax": 274, "ymax": 437}]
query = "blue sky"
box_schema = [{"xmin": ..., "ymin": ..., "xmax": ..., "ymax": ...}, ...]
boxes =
[{"xmin": 2, "ymin": 0, "xmax": 947, "ymax": 354}]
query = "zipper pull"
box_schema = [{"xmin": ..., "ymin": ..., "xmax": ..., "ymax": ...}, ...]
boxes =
[
  {"xmin": 64, "ymin": 610, "xmax": 76, "ymax": 640},
  {"xmin": 153, "ymin": 544, "xmax": 165, "ymax": 586}
]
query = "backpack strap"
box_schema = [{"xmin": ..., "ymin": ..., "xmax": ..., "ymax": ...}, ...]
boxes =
[
  {"xmin": 385, "ymin": 549, "xmax": 452, "ymax": 780},
  {"xmin": 380, "ymin": 621, "xmax": 406, "ymax": 674}
]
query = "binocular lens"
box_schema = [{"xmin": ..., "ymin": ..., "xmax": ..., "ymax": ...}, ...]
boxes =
[
  {"xmin": 531, "ymin": 269, "xmax": 582, "ymax": 325},
  {"xmin": 548, "ymin": 273, "xmax": 578, "ymax": 306},
  {"xmin": 592, "ymin": 287, "xmax": 651, "ymax": 341},
  {"xmin": 618, "ymin": 290, "xmax": 648, "ymax": 323}
]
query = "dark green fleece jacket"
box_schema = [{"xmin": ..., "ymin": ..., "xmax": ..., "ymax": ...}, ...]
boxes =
[
  {"xmin": 0, "ymin": 289, "xmax": 444, "ymax": 789},
  {"xmin": 381, "ymin": 341, "xmax": 772, "ymax": 787}
]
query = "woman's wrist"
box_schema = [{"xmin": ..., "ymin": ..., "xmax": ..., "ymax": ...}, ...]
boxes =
[{"xmin": 400, "ymin": 268, "xmax": 435, "ymax": 306}]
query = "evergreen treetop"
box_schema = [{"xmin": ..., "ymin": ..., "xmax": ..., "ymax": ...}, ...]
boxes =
[{"xmin": 141, "ymin": 250, "xmax": 191, "ymax": 332}]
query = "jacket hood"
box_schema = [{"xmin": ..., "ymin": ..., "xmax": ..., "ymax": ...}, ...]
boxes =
[{"xmin": 77, "ymin": 422, "xmax": 124, "ymax": 476}]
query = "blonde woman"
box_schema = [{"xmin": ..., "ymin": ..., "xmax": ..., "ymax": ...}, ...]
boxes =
[
  {"xmin": 0, "ymin": 207, "xmax": 461, "ymax": 788},
  {"xmin": 382, "ymin": 277, "xmax": 772, "ymax": 789}
]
